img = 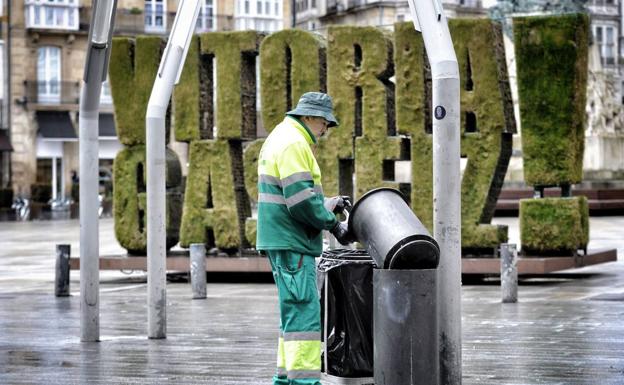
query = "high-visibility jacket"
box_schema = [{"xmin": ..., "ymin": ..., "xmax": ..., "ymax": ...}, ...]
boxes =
[{"xmin": 256, "ymin": 116, "xmax": 337, "ymax": 256}]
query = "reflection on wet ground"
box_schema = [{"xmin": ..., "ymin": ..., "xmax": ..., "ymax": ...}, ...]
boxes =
[{"xmin": 0, "ymin": 218, "xmax": 622, "ymax": 384}]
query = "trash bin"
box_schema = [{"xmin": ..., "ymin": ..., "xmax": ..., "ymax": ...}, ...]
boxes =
[
  {"xmin": 318, "ymin": 248, "xmax": 376, "ymax": 383},
  {"xmin": 349, "ymin": 188, "xmax": 439, "ymax": 270}
]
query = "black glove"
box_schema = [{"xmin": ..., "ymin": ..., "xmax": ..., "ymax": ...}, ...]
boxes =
[
  {"xmin": 330, "ymin": 221, "xmax": 354, "ymax": 245},
  {"xmin": 324, "ymin": 195, "xmax": 352, "ymax": 214}
]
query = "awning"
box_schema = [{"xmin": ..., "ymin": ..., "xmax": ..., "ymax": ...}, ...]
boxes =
[
  {"xmin": 99, "ymin": 113, "xmax": 116, "ymax": 138},
  {"xmin": 0, "ymin": 131, "xmax": 12, "ymax": 152},
  {"xmin": 36, "ymin": 111, "xmax": 76, "ymax": 140}
]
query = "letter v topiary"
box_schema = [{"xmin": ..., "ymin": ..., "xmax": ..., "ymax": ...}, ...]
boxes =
[
  {"xmin": 179, "ymin": 140, "xmax": 240, "ymax": 249},
  {"xmin": 109, "ymin": 36, "xmax": 165, "ymax": 145}
]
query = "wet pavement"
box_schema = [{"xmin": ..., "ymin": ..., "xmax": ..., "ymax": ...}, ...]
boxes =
[{"xmin": 0, "ymin": 218, "xmax": 623, "ymax": 384}]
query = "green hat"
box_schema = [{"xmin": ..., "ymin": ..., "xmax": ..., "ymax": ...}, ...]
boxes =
[{"xmin": 286, "ymin": 92, "xmax": 339, "ymax": 127}]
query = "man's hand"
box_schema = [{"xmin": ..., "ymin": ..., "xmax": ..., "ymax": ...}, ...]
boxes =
[
  {"xmin": 324, "ymin": 195, "xmax": 352, "ymax": 214},
  {"xmin": 330, "ymin": 221, "xmax": 354, "ymax": 245}
]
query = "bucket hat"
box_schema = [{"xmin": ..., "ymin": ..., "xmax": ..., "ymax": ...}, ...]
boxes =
[{"xmin": 286, "ymin": 92, "xmax": 339, "ymax": 127}]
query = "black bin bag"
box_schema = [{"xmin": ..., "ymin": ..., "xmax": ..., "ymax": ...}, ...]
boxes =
[{"xmin": 318, "ymin": 249, "xmax": 376, "ymax": 378}]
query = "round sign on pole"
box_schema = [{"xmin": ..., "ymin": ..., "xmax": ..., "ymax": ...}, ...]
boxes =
[{"xmin": 434, "ymin": 105, "xmax": 446, "ymax": 120}]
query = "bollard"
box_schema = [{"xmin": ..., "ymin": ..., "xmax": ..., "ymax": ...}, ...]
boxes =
[
  {"xmin": 190, "ymin": 244, "xmax": 207, "ymax": 299},
  {"xmin": 55, "ymin": 244, "xmax": 71, "ymax": 297},
  {"xmin": 500, "ymin": 243, "xmax": 518, "ymax": 303},
  {"xmin": 374, "ymin": 269, "xmax": 439, "ymax": 385}
]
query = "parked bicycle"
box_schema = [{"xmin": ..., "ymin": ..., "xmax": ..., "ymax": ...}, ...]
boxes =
[{"xmin": 11, "ymin": 197, "xmax": 30, "ymax": 221}]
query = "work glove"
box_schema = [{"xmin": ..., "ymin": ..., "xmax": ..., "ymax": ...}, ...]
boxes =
[
  {"xmin": 330, "ymin": 221, "xmax": 354, "ymax": 246},
  {"xmin": 324, "ymin": 195, "xmax": 352, "ymax": 214}
]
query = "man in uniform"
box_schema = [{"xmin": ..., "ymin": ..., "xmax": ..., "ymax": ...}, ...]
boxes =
[{"xmin": 256, "ymin": 92, "xmax": 352, "ymax": 385}]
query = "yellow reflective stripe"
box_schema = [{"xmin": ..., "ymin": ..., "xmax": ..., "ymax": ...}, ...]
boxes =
[
  {"xmin": 277, "ymin": 336, "xmax": 286, "ymax": 371},
  {"xmin": 284, "ymin": 339, "xmax": 321, "ymax": 371}
]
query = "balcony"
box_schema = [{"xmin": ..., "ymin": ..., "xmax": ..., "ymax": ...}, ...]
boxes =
[
  {"xmin": 25, "ymin": 0, "xmax": 80, "ymax": 32},
  {"xmin": 23, "ymin": 80, "xmax": 80, "ymax": 109},
  {"xmin": 79, "ymin": 8, "xmax": 234, "ymax": 36}
]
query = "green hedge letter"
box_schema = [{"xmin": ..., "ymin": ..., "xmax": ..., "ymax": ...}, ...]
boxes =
[
  {"xmin": 113, "ymin": 146, "xmax": 183, "ymax": 254},
  {"xmin": 179, "ymin": 140, "xmax": 240, "ymax": 249},
  {"xmin": 109, "ymin": 37, "xmax": 165, "ymax": 146}
]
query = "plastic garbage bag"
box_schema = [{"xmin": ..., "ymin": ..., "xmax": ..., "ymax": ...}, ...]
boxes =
[{"xmin": 318, "ymin": 248, "xmax": 376, "ymax": 378}]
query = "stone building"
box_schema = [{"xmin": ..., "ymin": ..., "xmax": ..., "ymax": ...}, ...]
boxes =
[
  {"xmin": 290, "ymin": 0, "xmax": 485, "ymax": 32},
  {"xmin": 3, "ymin": 0, "xmax": 289, "ymax": 201}
]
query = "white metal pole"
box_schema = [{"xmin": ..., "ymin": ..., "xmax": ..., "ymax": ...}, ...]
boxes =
[
  {"xmin": 407, "ymin": 1, "xmax": 461, "ymax": 384},
  {"xmin": 79, "ymin": 0, "xmax": 117, "ymax": 342},
  {"xmin": 79, "ymin": 58, "xmax": 104, "ymax": 342},
  {"xmin": 146, "ymin": 0, "xmax": 200, "ymax": 339}
]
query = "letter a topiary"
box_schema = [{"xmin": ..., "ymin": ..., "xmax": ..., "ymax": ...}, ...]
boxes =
[
  {"xmin": 109, "ymin": 36, "xmax": 165, "ymax": 146},
  {"xmin": 395, "ymin": 20, "xmax": 515, "ymax": 250},
  {"xmin": 179, "ymin": 140, "xmax": 240, "ymax": 249},
  {"xmin": 260, "ymin": 29, "xmax": 327, "ymax": 132},
  {"xmin": 514, "ymin": 14, "xmax": 589, "ymax": 186}
]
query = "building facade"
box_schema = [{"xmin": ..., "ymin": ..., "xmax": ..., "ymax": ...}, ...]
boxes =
[
  {"xmin": 291, "ymin": 0, "xmax": 485, "ymax": 32},
  {"xmin": 4, "ymin": 0, "xmax": 288, "ymax": 202}
]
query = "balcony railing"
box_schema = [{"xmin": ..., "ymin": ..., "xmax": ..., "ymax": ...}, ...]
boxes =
[
  {"xmin": 24, "ymin": 80, "xmax": 80, "ymax": 106},
  {"xmin": 25, "ymin": 0, "xmax": 80, "ymax": 31},
  {"xmin": 79, "ymin": 8, "xmax": 234, "ymax": 36}
]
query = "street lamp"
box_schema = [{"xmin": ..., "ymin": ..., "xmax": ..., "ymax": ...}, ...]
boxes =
[
  {"xmin": 79, "ymin": 0, "xmax": 117, "ymax": 343},
  {"xmin": 406, "ymin": 0, "xmax": 461, "ymax": 384},
  {"xmin": 146, "ymin": 0, "xmax": 200, "ymax": 339},
  {"xmin": 91, "ymin": 0, "xmax": 116, "ymax": 47}
]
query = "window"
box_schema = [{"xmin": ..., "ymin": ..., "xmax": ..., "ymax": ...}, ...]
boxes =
[
  {"xmin": 145, "ymin": 0, "xmax": 167, "ymax": 33},
  {"xmin": 0, "ymin": 42, "xmax": 4, "ymax": 101},
  {"xmin": 265, "ymin": 1, "xmax": 270, "ymax": 14},
  {"xmin": 197, "ymin": 0, "xmax": 215, "ymax": 31},
  {"xmin": 595, "ymin": 25, "xmax": 617, "ymax": 66},
  {"xmin": 605, "ymin": 27, "xmax": 615, "ymax": 65},
  {"xmin": 245, "ymin": 0, "xmax": 250, "ymax": 13},
  {"xmin": 100, "ymin": 79, "xmax": 112, "ymax": 105},
  {"xmin": 25, "ymin": 0, "xmax": 78, "ymax": 30},
  {"xmin": 37, "ymin": 46, "xmax": 61, "ymax": 104}
]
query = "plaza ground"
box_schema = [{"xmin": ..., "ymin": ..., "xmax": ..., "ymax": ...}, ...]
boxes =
[{"xmin": 0, "ymin": 218, "xmax": 623, "ymax": 384}]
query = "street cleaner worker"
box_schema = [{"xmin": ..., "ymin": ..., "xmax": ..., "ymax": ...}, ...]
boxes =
[{"xmin": 256, "ymin": 92, "xmax": 352, "ymax": 385}]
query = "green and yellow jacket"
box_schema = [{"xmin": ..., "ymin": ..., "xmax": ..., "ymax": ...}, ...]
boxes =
[{"xmin": 256, "ymin": 116, "xmax": 337, "ymax": 256}]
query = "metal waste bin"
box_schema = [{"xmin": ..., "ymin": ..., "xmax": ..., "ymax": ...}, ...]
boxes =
[
  {"xmin": 318, "ymin": 249, "xmax": 376, "ymax": 384},
  {"xmin": 348, "ymin": 188, "xmax": 440, "ymax": 270}
]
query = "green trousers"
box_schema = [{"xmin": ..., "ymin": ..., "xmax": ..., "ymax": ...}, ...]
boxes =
[{"xmin": 267, "ymin": 250, "xmax": 322, "ymax": 385}]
